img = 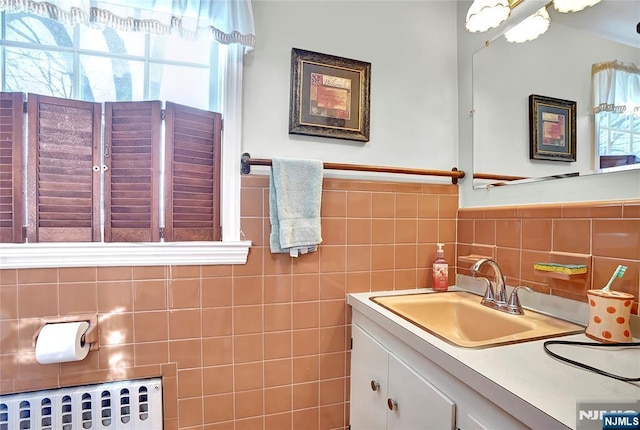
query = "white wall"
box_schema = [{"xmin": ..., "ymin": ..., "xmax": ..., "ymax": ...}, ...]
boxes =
[
  {"xmin": 457, "ymin": 0, "xmax": 640, "ymax": 208},
  {"xmin": 242, "ymin": 1, "xmax": 459, "ymax": 182}
]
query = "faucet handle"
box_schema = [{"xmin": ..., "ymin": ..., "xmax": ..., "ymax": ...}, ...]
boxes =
[
  {"xmin": 477, "ymin": 277, "xmax": 495, "ymax": 306},
  {"xmin": 506, "ymin": 286, "xmax": 533, "ymax": 315}
]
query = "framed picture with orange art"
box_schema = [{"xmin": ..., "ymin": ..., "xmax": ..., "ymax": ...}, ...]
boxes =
[
  {"xmin": 529, "ymin": 94, "xmax": 577, "ymax": 162},
  {"xmin": 289, "ymin": 48, "xmax": 371, "ymax": 142}
]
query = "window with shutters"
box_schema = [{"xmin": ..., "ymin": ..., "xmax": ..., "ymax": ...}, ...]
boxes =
[
  {"xmin": 5, "ymin": 92, "xmax": 224, "ymax": 241},
  {"xmin": 0, "ymin": 10, "xmax": 250, "ymax": 268}
]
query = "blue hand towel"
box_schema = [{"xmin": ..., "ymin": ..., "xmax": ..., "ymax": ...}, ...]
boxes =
[{"xmin": 269, "ymin": 157, "xmax": 323, "ymax": 257}]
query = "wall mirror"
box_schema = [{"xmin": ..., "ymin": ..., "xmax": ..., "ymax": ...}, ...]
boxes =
[{"xmin": 472, "ymin": 0, "xmax": 640, "ymax": 189}]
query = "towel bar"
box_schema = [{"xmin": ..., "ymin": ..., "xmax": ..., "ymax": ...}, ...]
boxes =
[{"xmin": 240, "ymin": 153, "xmax": 465, "ymax": 184}]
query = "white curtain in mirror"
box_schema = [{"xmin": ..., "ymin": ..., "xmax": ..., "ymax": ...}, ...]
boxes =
[
  {"xmin": 592, "ymin": 61, "xmax": 640, "ymax": 116},
  {"xmin": 0, "ymin": 0, "xmax": 255, "ymax": 48}
]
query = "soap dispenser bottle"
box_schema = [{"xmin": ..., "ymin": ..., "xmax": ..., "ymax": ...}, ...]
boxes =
[{"xmin": 432, "ymin": 243, "xmax": 449, "ymax": 292}]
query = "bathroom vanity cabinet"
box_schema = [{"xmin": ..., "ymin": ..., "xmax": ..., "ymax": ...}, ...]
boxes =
[
  {"xmin": 350, "ymin": 315, "xmax": 528, "ymax": 430},
  {"xmin": 348, "ymin": 288, "xmax": 640, "ymax": 430}
]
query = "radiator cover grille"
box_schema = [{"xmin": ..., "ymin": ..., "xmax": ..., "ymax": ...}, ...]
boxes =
[{"xmin": 0, "ymin": 378, "xmax": 162, "ymax": 430}]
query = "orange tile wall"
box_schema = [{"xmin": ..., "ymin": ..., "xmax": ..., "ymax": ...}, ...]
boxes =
[
  {"xmin": 457, "ymin": 200, "xmax": 640, "ymax": 314},
  {"xmin": 0, "ymin": 175, "xmax": 458, "ymax": 430}
]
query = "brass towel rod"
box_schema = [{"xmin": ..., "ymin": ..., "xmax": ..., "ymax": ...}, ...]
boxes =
[
  {"xmin": 240, "ymin": 153, "xmax": 465, "ymax": 185},
  {"xmin": 473, "ymin": 173, "xmax": 529, "ymax": 181}
]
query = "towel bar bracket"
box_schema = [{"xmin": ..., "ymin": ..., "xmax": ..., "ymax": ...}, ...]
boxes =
[
  {"xmin": 241, "ymin": 152, "xmax": 252, "ymax": 174},
  {"xmin": 451, "ymin": 167, "xmax": 461, "ymax": 185}
]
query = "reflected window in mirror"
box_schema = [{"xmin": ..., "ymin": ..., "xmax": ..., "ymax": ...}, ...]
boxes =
[
  {"xmin": 592, "ymin": 61, "xmax": 640, "ymax": 171},
  {"xmin": 596, "ymin": 111, "xmax": 640, "ymax": 169},
  {"xmin": 0, "ymin": 7, "xmax": 253, "ymax": 268}
]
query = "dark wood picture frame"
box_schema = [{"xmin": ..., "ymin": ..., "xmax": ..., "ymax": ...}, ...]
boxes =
[
  {"xmin": 289, "ymin": 48, "xmax": 371, "ymax": 142},
  {"xmin": 529, "ymin": 94, "xmax": 576, "ymax": 162}
]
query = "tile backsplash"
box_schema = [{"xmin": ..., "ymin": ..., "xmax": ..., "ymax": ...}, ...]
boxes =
[{"xmin": 457, "ymin": 200, "xmax": 640, "ymax": 315}]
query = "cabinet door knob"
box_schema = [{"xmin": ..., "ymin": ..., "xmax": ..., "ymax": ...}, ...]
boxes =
[
  {"xmin": 387, "ymin": 398, "xmax": 398, "ymax": 411},
  {"xmin": 370, "ymin": 380, "xmax": 380, "ymax": 391}
]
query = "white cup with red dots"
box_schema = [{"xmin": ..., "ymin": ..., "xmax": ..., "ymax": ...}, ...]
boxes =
[{"xmin": 585, "ymin": 289, "xmax": 634, "ymax": 343}]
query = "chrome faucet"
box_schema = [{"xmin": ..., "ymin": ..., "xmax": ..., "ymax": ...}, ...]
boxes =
[
  {"xmin": 471, "ymin": 258, "xmax": 508, "ymax": 307},
  {"xmin": 471, "ymin": 258, "xmax": 533, "ymax": 315}
]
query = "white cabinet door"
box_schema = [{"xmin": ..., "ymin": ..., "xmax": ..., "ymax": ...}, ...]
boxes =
[
  {"xmin": 350, "ymin": 324, "xmax": 389, "ymax": 430},
  {"xmin": 386, "ymin": 353, "xmax": 456, "ymax": 430},
  {"xmin": 351, "ymin": 324, "xmax": 456, "ymax": 430}
]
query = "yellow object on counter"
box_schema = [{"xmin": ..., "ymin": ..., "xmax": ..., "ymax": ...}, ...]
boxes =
[{"xmin": 533, "ymin": 262, "xmax": 587, "ymax": 275}]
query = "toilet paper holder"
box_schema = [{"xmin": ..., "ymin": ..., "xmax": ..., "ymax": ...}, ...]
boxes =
[{"xmin": 33, "ymin": 314, "xmax": 100, "ymax": 351}]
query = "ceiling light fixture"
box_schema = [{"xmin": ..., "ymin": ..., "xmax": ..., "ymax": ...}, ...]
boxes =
[
  {"xmin": 465, "ymin": 0, "xmax": 512, "ymax": 33},
  {"xmin": 465, "ymin": 0, "xmax": 600, "ymax": 39},
  {"xmin": 504, "ymin": 6, "xmax": 551, "ymax": 43},
  {"xmin": 553, "ymin": 0, "xmax": 602, "ymax": 13}
]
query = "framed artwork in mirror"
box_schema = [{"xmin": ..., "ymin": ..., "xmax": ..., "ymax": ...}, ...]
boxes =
[
  {"xmin": 289, "ymin": 48, "xmax": 371, "ymax": 142},
  {"xmin": 529, "ymin": 94, "xmax": 576, "ymax": 162}
]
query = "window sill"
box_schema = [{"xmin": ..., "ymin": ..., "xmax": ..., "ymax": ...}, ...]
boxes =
[{"xmin": 0, "ymin": 241, "xmax": 252, "ymax": 269}]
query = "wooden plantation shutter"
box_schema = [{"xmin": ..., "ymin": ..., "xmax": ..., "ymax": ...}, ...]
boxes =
[
  {"xmin": 104, "ymin": 101, "xmax": 162, "ymax": 242},
  {"xmin": 26, "ymin": 94, "xmax": 101, "ymax": 242},
  {"xmin": 0, "ymin": 92, "xmax": 24, "ymax": 243},
  {"xmin": 164, "ymin": 102, "xmax": 221, "ymax": 241}
]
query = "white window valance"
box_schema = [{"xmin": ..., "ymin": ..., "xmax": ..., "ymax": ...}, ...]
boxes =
[
  {"xmin": 592, "ymin": 60, "xmax": 640, "ymax": 116},
  {"xmin": 0, "ymin": 0, "xmax": 255, "ymax": 48}
]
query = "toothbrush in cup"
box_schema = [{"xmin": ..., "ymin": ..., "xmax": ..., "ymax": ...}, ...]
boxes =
[{"xmin": 602, "ymin": 265, "xmax": 627, "ymax": 291}]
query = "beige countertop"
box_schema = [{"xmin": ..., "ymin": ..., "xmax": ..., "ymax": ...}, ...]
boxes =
[{"xmin": 348, "ymin": 287, "xmax": 640, "ymax": 429}]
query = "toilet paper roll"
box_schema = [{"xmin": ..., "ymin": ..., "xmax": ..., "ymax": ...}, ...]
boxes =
[{"xmin": 35, "ymin": 321, "xmax": 90, "ymax": 364}]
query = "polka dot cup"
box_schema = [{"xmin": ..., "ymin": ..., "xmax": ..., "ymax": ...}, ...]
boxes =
[{"xmin": 585, "ymin": 289, "xmax": 634, "ymax": 343}]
